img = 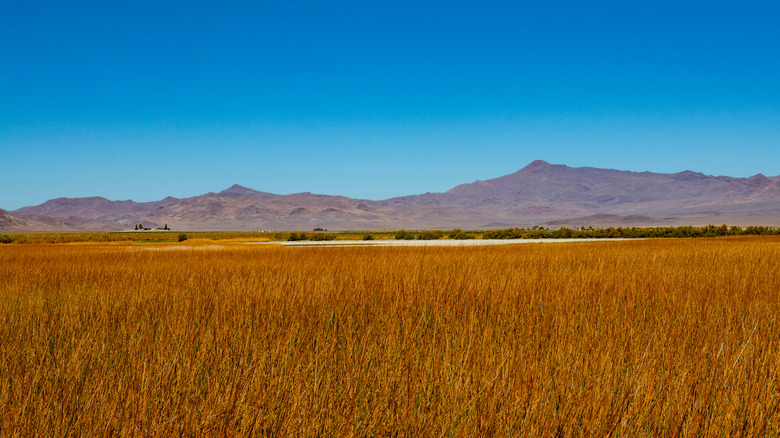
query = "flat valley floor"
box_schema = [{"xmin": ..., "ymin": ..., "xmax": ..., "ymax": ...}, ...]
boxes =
[{"xmin": 1, "ymin": 236, "xmax": 779, "ymax": 435}]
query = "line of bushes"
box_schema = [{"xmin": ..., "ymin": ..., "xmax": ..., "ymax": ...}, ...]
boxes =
[
  {"xmin": 1, "ymin": 225, "xmax": 778, "ymax": 245},
  {"xmin": 482, "ymin": 225, "xmax": 780, "ymax": 240},
  {"xmin": 288, "ymin": 232, "xmax": 336, "ymax": 241},
  {"xmin": 395, "ymin": 229, "xmax": 446, "ymax": 240},
  {"xmin": 393, "ymin": 229, "xmax": 477, "ymax": 240}
]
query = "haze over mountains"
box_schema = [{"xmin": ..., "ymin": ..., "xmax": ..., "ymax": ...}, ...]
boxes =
[{"xmin": 3, "ymin": 161, "xmax": 779, "ymax": 231}]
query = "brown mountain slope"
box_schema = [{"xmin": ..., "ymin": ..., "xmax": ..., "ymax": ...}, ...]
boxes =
[
  {"xmin": 13, "ymin": 196, "xmax": 180, "ymax": 220},
  {"xmin": 446, "ymin": 160, "xmax": 780, "ymax": 206},
  {"xmin": 0, "ymin": 209, "xmax": 121, "ymax": 231},
  {"xmin": 5, "ymin": 162, "xmax": 780, "ymax": 231},
  {"xmin": 370, "ymin": 160, "xmax": 780, "ymax": 227}
]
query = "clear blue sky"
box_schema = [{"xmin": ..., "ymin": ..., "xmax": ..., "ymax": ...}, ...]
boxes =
[{"xmin": 2, "ymin": 1, "xmax": 779, "ymax": 210}]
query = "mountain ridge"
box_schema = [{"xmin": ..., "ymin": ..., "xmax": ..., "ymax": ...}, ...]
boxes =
[{"xmin": 5, "ymin": 161, "xmax": 780, "ymax": 231}]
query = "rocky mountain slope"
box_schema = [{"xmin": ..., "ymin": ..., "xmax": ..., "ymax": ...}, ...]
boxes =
[{"xmin": 0, "ymin": 209, "xmax": 120, "ymax": 232}]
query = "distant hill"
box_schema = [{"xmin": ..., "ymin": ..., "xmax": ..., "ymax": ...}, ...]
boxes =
[
  {"xmin": 0, "ymin": 208, "xmax": 120, "ymax": 232},
  {"xmin": 4, "ymin": 161, "xmax": 780, "ymax": 231},
  {"xmin": 13, "ymin": 196, "xmax": 180, "ymax": 219}
]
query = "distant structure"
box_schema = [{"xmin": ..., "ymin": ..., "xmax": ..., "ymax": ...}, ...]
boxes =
[{"xmin": 134, "ymin": 223, "xmax": 170, "ymax": 231}]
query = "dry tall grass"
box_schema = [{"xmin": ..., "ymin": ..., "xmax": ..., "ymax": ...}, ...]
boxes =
[{"xmin": 1, "ymin": 238, "xmax": 779, "ymax": 436}]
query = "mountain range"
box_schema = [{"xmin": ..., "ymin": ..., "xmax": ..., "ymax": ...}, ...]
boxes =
[{"xmin": 3, "ymin": 160, "xmax": 779, "ymax": 231}]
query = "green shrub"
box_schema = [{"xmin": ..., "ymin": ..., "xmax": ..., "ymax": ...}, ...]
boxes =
[
  {"xmin": 177, "ymin": 233, "xmax": 188, "ymax": 242},
  {"xmin": 288, "ymin": 232, "xmax": 310, "ymax": 241},
  {"xmin": 310, "ymin": 233, "xmax": 335, "ymax": 241},
  {"xmin": 483, "ymin": 228, "xmax": 524, "ymax": 239},
  {"xmin": 447, "ymin": 229, "xmax": 474, "ymax": 240},
  {"xmin": 394, "ymin": 230, "xmax": 414, "ymax": 240},
  {"xmin": 416, "ymin": 230, "xmax": 444, "ymax": 240}
]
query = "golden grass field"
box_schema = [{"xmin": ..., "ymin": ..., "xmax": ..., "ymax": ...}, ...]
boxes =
[{"xmin": 1, "ymin": 237, "xmax": 780, "ymax": 436}]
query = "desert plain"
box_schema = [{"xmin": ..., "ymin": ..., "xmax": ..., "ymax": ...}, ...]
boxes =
[{"xmin": 2, "ymin": 235, "xmax": 780, "ymax": 435}]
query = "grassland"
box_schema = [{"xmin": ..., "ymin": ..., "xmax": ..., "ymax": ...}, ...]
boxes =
[{"xmin": 1, "ymin": 237, "xmax": 779, "ymax": 435}]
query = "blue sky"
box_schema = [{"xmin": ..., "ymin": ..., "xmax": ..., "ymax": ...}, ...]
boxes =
[{"xmin": 2, "ymin": 1, "xmax": 779, "ymax": 210}]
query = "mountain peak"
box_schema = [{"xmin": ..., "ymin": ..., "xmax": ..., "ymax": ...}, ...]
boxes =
[
  {"xmin": 225, "ymin": 183, "xmax": 250, "ymax": 190},
  {"xmin": 220, "ymin": 184, "xmax": 254, "ymax": 195},
  {"xmin": 217, "ymin": 184, "xmax": 275, "ymax": 198},
  {"xmin": 672, "ymin": 170, "xmax": 706, "ymax": 181},
  {"xmin": 522, "ymin": 160, "xmax": 552, "ymax": 170}
]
